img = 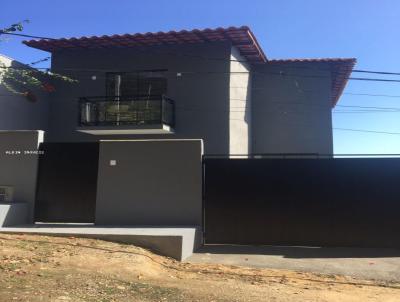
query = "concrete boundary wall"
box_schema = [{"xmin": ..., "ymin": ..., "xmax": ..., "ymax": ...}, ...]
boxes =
[
  {"xmin": 0, "ymin": 226, "xmax": 201, "ymax": 260},
  {"xmin": 95, "ymin": 139, "xmax": 203, "ymax": 227},
  {"xmin": 0, "ymin": 131, "xmax": 44, "ymax": 223}
]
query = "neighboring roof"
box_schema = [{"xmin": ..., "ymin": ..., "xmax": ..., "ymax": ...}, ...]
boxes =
[
  {"xmin": 0, "ymin": 53, "xmax": 17, "ymax": 62},
  {"xmin": 0, "ymin": 53, "xmax": 31, "ymax": 69},
  {"xmin": 23, "ymin": 26, "xmax": 267, "ymax": 64},
  {"xmin": 23, "ymin": 27, "xmax": 356, "ymax": 106},
  {"xmin": 268, "ymin": 58, "xmax": 356, "ymax": 107}
]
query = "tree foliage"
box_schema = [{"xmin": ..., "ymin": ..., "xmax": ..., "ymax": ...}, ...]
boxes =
[
  {"xmin": 0, "ymin": 20, "xmax": 29, "ymax": 34},
  {"xmin": 0, "ymin": 21, "xmax": 76, "ymax": 100}
]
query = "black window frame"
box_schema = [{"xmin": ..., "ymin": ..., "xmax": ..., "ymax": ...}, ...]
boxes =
[{"xmin": 105, "ymin": 69, "xmax": 168, "ymax": 97}]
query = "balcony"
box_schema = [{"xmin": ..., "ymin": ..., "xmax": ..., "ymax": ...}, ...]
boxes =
[{"xmin": 77, "ymin": 95, "xmax": 175, "ymax": 135}]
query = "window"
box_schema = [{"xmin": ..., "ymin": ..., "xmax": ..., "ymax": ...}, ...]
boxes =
[{"xmin": 106, "ymin": 70, "xmax": 167, "ymax": 97}]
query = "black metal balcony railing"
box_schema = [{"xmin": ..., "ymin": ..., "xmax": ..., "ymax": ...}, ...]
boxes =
[{"xmin": 78, "ymin": 95, "xmax": 175, "ymax": 127}]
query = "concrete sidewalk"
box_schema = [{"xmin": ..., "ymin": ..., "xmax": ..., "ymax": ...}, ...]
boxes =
[{"xmin": 187, "ymin": 245, "xmax": 400, "ymax": 282}]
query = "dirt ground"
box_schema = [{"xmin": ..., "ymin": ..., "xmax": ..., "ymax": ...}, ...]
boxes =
[{"xmin": 0, "ymin": 234, "xmax": 399, "ymax": 302}]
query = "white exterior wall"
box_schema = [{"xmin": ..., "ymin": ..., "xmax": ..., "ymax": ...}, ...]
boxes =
[
  {"xmin": 0, "ymin": 55, "xmax": 49, "ymax": 131},
  {"xmin": 229, "ymin": 46, "xmax": 251, "ymax": 155}
]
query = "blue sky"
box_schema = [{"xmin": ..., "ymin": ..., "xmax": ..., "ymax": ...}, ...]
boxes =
[{"xmin": 1, "ymin": 0, "xmax": 400, "ymax": 154}]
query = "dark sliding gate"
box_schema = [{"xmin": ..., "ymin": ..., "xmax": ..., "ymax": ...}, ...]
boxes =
[
  {"xmin": 35, "ymin": 143, "xmax": 99, "ymax": 223},
  {"xmin": 204, "ymin": 157, "xmax": 400, "ymax": 248}
]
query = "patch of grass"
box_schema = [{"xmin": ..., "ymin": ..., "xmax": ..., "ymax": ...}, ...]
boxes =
[
  {"xmin": 84, "ymin": 278, "xmax": 188, "ymax": 301},
  {"xmin": 102, "ymin": 286, "xmax": 118, "ymax": 295},
  {"xmin": 127, "ymin": 281, "xmax": 188, "ymax": 301},
  {"xmin": 0, "ymin": 262, "xmax": 20, "ymax": 271}
]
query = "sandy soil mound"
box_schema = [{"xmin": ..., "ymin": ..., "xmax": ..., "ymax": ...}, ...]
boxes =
[{"xmin": 0, "ymin": 234, "xmax": 399, "ymax": 301}]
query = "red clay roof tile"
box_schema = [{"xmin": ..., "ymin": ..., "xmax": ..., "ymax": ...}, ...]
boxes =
[
  {"xmin": 268, "ymin": 58, "xmax": 357, "ymax": 106},
  {"xmin": 23, "ymin": 27, "xmax": 355, "ymax": 106},
  {"xmin": 23, "ymin": 26, "xmax": 267, "ymax": 63}
]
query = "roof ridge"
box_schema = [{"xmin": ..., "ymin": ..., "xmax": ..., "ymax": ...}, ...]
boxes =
[
  {"xmin": 22, "ymin": 26, "xmax": 252, "ymax": 43},
  {"xmin": 23, "ymin": 26, "xmax": 266, "ymax": 64},
  {"xmin": 269, "ymin": 58, "xmax": 356, "ymax": 62}
]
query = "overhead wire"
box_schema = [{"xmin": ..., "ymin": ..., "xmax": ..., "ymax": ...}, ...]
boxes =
[
  {"xmin": 6, "ymin": 31, "xmax": 400, "ymax": 78},
  {"xmin": 333, "ymin": 128, "xmax": 400, "ymax": 135},
  {"xmin": 3, "ymin": 30, "xmax": 400, "ymax": 80},
  {"xmin": 2, "ymin": 32, "xmax": 400, "ymax": 136}
]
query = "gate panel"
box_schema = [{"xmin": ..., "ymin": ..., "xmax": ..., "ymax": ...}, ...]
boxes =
[
  {"xmin": 35, "ymin": 142, "xmax": 99, "ymax": 223},
  {"xmin": 204, "ymin": 158, "xmax": 400, "ymax": 247}
]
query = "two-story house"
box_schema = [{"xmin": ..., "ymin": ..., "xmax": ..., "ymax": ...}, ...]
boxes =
[
  {"xmin": 2, "ymin": 26, "xmax": 355, "ymax": 156},
  {"xmin": 0, "ymin": 27, "xmax": 359, "ymax": 257}
]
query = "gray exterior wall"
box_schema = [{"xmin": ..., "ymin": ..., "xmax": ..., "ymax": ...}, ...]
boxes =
[
  {"xmin": 48, "ymin": 43, "xmax": 233, "ymax": 155},
  {"xmin": 251, "ymin": 63, "xmax": 333, "ymax": 155},
  {"xmin": 95, "ymin": 139, "xmax": 203, "ymax": 226},
  {"xmin": 0, "ymin": 131, "xmax": 43, "ymax": 223},
  {"xmin": 7, "ymin": 43, "xmax": 335, "ymax": 156},
  {"xmin": 0, "ymin": 55, "xmax": 50, "ymax": 131}
]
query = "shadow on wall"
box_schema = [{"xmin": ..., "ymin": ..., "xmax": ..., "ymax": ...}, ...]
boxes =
[
  {"xmin": 0, "ymin": 203, "xmax": 28, "ymax": 227},
  {"xmin": 197, "ymin": 244, "xmax": 400, "ymax": 259}
]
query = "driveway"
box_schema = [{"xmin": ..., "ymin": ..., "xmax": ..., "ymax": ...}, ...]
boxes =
[{"xmin": 187, "ymin": 245, "xmax": 400, "ymax": 282}]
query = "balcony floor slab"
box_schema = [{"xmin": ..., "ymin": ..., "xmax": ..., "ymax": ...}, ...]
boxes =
[{"xmin": 77, "ymin": 124, "xmax": 173, "ymax": 135}]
